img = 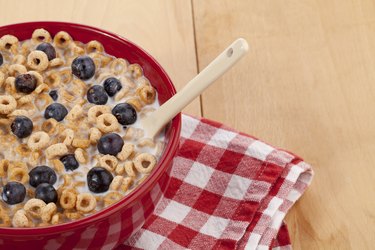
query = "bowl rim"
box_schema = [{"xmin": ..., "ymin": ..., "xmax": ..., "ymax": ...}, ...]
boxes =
[{"xmin": 0, "ymin": 21, "xmax": 181, "ymax": 234}]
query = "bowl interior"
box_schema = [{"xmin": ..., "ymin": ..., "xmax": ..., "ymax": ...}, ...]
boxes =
[{"xmin": 0, "ymin": 22, "xmax": 181, "ymax": 233}]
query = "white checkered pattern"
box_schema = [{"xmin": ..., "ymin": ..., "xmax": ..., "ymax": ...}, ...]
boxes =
[{"xmin": 121, "ymin": 114, "xmax": 313, "ymax": 249}]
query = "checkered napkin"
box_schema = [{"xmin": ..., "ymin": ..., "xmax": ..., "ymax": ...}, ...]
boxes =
[{"xmin": 121, "ymin": 114, "xmax": 313, "ymax": 249}]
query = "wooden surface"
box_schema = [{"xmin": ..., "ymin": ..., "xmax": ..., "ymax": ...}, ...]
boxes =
[{"xmin": 1, "ymin": 0, "xmax": 374, "ymax": 248}]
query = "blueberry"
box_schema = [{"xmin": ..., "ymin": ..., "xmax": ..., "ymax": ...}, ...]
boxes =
[
  {"xmin": 112, "ymin": 103, "xmax": 137, "ymax": 125},
  {"xmin": 71, "ymin": 56, "xmax": 96, "ymax": 80},
  {"xmin": 35, "ymin": 183, "xmax": 58, "ymax": 203},
  {"xmin": 2, "ymin": 182, "xmax": 26, "ymax": 205},
  {"xmin": 15, "ymin": 74, "xmax": 37, "ymax": 94},
  {"xmin": 49, "ymin": 90, "xmax": 58, "ymax": 101},
  {"xmin": 87, "ymin": 167, "xmax": 113, "ymax": 193},
  {"xmin": 0, "ymin": 53, "xmax": 3, "ymax": 66},
  {"xmin": 36, "ymin": 43, "xmax": 56, "ymax": 61},
  {"xmin": 103, "ymin": 77, "xmax": 122, "ymax": 97},
  {"xmin": 29, "ymin": 166, "xmax": 57, "ymax": 188},
  {"xmin": 87, "ymin": 85, "xmax": 108, "ymax": 105},
  {"xmin": 44, "ymin": 103, "xmax": 68, "ymax": 121},
  {"xmin": 60, "ymin": 154, "xmax": 79, "ymax": 171},
  {"xmin": 97, "ymin": 133, "xmax": 124, "ymax": 156},
  {"xmin": 11, "ymin": 116, "xmax": 33, "ymax": 138}
]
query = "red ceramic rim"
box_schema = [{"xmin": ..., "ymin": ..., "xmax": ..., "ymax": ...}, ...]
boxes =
[{"xmin": 0, "ymin": 22, "xmax": 181, "ymax": 235}]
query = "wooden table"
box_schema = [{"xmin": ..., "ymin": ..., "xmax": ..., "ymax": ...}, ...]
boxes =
[{"xmin": 2, "ymin": 0, "xmax": 374, "ymax": 248}]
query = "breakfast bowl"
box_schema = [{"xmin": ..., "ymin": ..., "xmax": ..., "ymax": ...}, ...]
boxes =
[{"xmin": 0, "ymin": 21, "xmax": 181, "ymax": 248}]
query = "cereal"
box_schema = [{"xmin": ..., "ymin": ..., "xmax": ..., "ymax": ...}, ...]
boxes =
[
  {"xmin": 41, "ymin": 118, "xmax": 58, "ymax": 134},
  {"xmin": 72, "ymin": 138, "xmax": 91, "ymax": 149},
  {"xmin": 51, "ymin": 213, "xmax": 60, "ymax": 225},
  {"xmin": 8, "ymin": 167, "xmax": 29, "ymax": 184},
  {"xmin": 133, "ymin": 153, "xmax": 157, "ymax": 174},
  {"xmin": 98, "ymin": 155, "xmax": 118, "ymax": 172},
  {"xmin": 34, "ymin": 83, "xmax": 49, "ymax": 94},
  {"xmin": 126, "ymin": 98, "xmax": 143, "ymax": 112},
  {"xmin": 61, "ymin": 128, "xmax": 74, "ymax": 145},
  {"xmin": 31, "ymin": 28, "xmax": 52, "ymax": 43},
  {"xmin": 117, "ymin": 143, "xmax": 134, "ymax": 161},
  {"xmin": 88, "ymin": 105, "xmax": 111, "ymax": 123},
  {"xmin": 12, "ymin": 209, "xmax": 31, "ymax": 228},
  {"xmin": 137, "ymin": 138, "xmax": 156, "ymax": 148},
  {"xmin": 97, "ymin": 113, "xmax": 119, "ymax": 133},
  {"xmin": 49, "ymin": 58, "xmax": 64, "ymax": 68},
  {"xmin": 64, "ymin": 210, "xmax": 82, "ymax": 220},
  {"xmin": 51, "ymin": 159, "xmax": 64, "ymax": 174},
  {"xmin": 45, "ymin": 143, "xmax": 68, "ymax": 159},
  {"xmin": 0, "ymin": 28, "xmax": 164, "ymax": 228},
  {"xmin": 74, "ymin": 148, "xmax": 88, "ymax": 164},
  {"xmin": 0, "ymin": 71, "xmax": 5, "ymax": 87},
  {"xmin": 124, "ymin": 161, "xmax": 136, "ymax": 178},
  {"xmin": 114, "ymin": 86, "xmax": 130, "ymax": 102},
  {"xmin": 45, "ymin": 72, "xmax": 61, "ymax": 87},
  {"xmin": 60, "ymin": 189, "xmax": 77, "ymax": 210},
  {"xmin": 0, "ymin": 35, "xmax": 19, "ymax": 53},
  {"xmin": 66, "ymin": 104, "xmax": 83, "ymax": 120},
  {"xmin": 110, "ymin": 176, "xmax": 123, "ymax": 190},
  {"xmin": 104, "ymin": 192, "xmax": 122, "ymax": 207},
  {"xmin": 27, "ymin": 131, "xmax": 50, "ymax": 151},
  {"xmin": 110, "ymin": 58, "xmax": 127, "ymax": 75},
  {"xmin": 128, "ymin": 64, "xmax": 143, "ymax": 79},
  {"xmin": 137, "ymin": 85, "xmax": 156, "ymax": 104},
  {"xmin": 24, "ymin": 198, "xmax": 46, "ymax": 218},
  {"xmin": 12, "ymin": 54, "xmax": 26, "ymax": 65},
  {"xmin": 115, "ymin": 164, "xmax": 125, "ymax": 175},
  {"xmin": 0, "ymin": 212, "xmax": 11, "ymax": 227},
  {"xmin": 0, "ymin": 160, "xmax": 11, "ymax": 177},
  {"xmin": 89, "ymin": 127, "xmax": 102, "ymax": 143},
  {"xmin": 8, "ymin": 64, "xmax": 27, "ymax": 76},
  {"xmin": 0, "ymin": 95, "xmax": 17, "ymax": 114},
  {"xmin": 41, "ymin": 203, "xmax": 57, "ymax": 222},
  {"xmin": 76, "ymin": 193, "xmax": 96, "ymax": 213},
  {"xmin": 53, "ymin": 31, "xmax": 72, "ymax": 48},
  {"xmin": 27, "ymin": 51, "xmax": 49, "ymax": 71},
  {"xmin": 86, "ymin": 40, "xmax": 104, "ymax": 53}
]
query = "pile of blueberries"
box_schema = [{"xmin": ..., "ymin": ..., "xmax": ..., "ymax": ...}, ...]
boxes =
[{"xmin": 2, "ymin": 42, "xmax": 141, "ymax": 205}]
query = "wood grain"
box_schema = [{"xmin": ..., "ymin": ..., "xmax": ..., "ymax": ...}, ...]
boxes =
[
  {"xmin": 0, "ymin": 0, "xmax": 200, "ymax": 115},
  {"xmin": 193, "ymin": 0, "xmax": 375, "ymax": 249},
  {"xmin": 1, "ymin": 0, "xmax": 374, "ymax": 248}
]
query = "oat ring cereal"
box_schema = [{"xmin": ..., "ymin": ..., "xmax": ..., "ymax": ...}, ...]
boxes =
[
  {"xmin": 31, "ymin": 29, "xmax": 52, "ymax": 43},
  {"xmin": 97, "ymin": 113, "xmax": 119, "ymax": 133},
  {"xmin": 8, "ymin": 64, "xmax": 27, "ymax": 76},
  {"xmin": 60, "ymin": 189, "xmax": 77, "ymax": 210},
  {"xmin": 24, "ymin": 198, "xmax": 46, "ymax": 218},
  {"xmin": 88, "ymin": 105, "xmax": 111, "ymax": 123},
  {"xmin": 0, "ymin": 29, "xmax": 164, "ymax": 228},
  {"xmin": 41, "ymin": 203, "xmax": 57, "ymax": 223},
  {"xmin": 0, "ymin": 35, "xmax": 18, "ymax": 53},
  {"xmin": 8, "ymin": 168, "xmax": 29, "ymax": 184},
  {"xmin": 86, "ymin": 40, "xmax": 104, "ymax": 54},
  {"xmin": 0, "ymin": 95, "xmax": 17, "ymax": 114},
  {"xmin": 27, "ymin": 51, "xmax": 49, "ymax": 71},
  {"xmin": 27, "ymin": 131, "xmax": 50, "ymax": 151},
  {"xmin": 133, "ymin": 153, "xmax": 157, "ymax": 174},
  {"xmin": 76, "ymin": 193, "xmax": 96, "ymax": 213},
  {"xmin": 12, "ymin": 210, "xmax": 31, "ymax": 228},
  {"xmin": 53, "ymin": 31, "xmax": 72, "ymax": 48}
]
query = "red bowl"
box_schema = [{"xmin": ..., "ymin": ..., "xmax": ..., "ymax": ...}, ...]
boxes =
[{"xmin": 0, "ymin": 22, "xmax": 181, "ymax": 248}]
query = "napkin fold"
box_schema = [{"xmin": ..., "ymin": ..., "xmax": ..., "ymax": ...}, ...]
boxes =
[{"xmin": 120, "ymin": 114, "xmax": 313, "ymax": 249}]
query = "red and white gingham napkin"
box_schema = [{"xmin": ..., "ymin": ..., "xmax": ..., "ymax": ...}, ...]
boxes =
[{"xmin": 120, "ymin": 114, "xmax": 313, "ymax": 249}]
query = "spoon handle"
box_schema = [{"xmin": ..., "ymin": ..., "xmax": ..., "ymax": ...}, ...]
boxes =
[{"xmin": 143, "ymin": 38, "xmax": 249, "ymax": 138}]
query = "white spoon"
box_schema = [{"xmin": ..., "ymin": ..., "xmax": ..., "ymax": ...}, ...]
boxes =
[{"xmin": 142, "ymin": 38, "xmax": 249, "ymax": 138}]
